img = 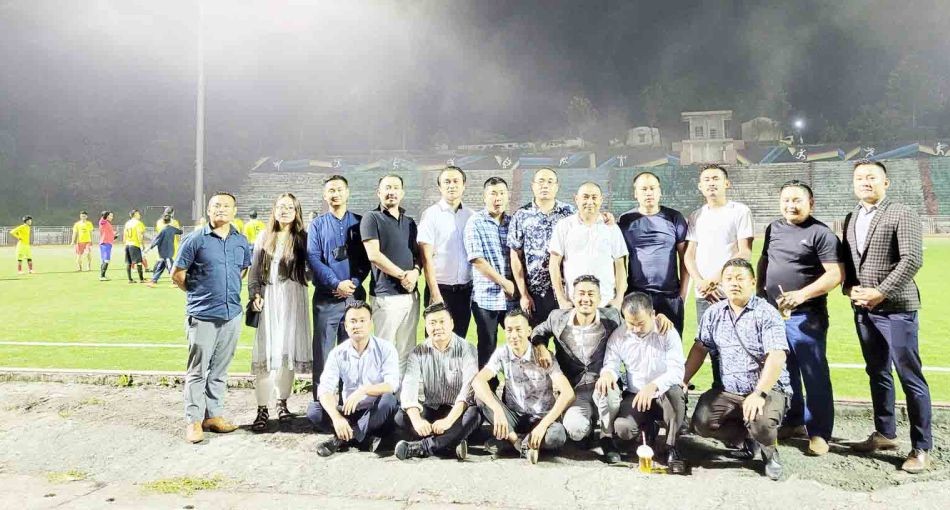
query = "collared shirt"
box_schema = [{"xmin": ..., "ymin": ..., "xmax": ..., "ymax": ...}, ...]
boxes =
[
  {"xmin": 686, "ymin": 201, "xmax": 754, "ymax": 297},
  {"xmin": 360, "ymin": 206, "xmax": 419, "ymax": 296},
  {"xmin": 400, "ymin": 334, "xmax": 479, "ymax": 410},
  {"xmin": 308, "ymin": 210, "xmax": 368, "ymax": 299},
  {"xmin": 603, "ymin": 324, "xmax": 685, "ymax": 397},
  {"xmin": 174, "ymin": 224, "xmax": 252, "ymax": 321},
  {"xmin": 318, "ymin": 335, "xmax": 400, "ymax": 403},
  {"xmin": 855, "ymin": 203, "xmax": 878, "ymax": 256},
  {"xmin": 508, "ymin": 200, "xmax": 576, "ymax": 297},
  {"xmin": 697, "ymin": 296, "xmax": 792, "ymax": 395},
  {"xmin": 418, "ymin": 199, "xmax": 474, "ymax": 285},
  {"xmin": 618, "ymin": 206, "xmax": 688, "ymax": 295},
  {"xmin": 485, "ymin": 344, "xmax": 562, "ymax": 417},
  {"xmin": 560, "ymin": 311, "xmax": 606, "ymax": 385},
  {"xmin": 548, "ymin": 214, "xmax": 629, "ymax": 303},
  {"xmin": 464, "ymin": 209, "xmax": 516, "ymax": 311}
]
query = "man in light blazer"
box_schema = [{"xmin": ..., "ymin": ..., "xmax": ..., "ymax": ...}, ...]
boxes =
[{"xmin": 841, "ymin": 160, "xmax": 932, "ymax": 474}]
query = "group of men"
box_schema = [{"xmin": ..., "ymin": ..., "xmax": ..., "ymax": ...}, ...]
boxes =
[{"xmin": 170, "ymin": 159, "xmax": 932, "ymax": 480}]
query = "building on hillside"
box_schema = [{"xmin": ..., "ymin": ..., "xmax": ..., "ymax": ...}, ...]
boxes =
[
  {"xmin": 625, "ymin": 127, "xmax": 662, "ymax": 147},
  {"xmin": 672, "ymin": 110, "xmax": 744, "ymax": 164},
  {"xmin": 741, "ymin": 117, "xmax": 784, "ymax": 142}
]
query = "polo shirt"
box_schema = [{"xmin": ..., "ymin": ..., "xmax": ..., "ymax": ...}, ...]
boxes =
[
  {"xmin": 548, "ymin": 214, "xmax": 628, "ymax": 303},
  {"xmin": 417, "ymin": 199, "xmax": 473, "ymax": 285},
  {"xmin": 686, "ymin": 201, "xmax": 753, "ymax": 296},
  {"xmin": 618, "ymin": 206, "xmax": 688, "ymax": 295},
  {"xmin": 360, "ymin": 206, "xmax": 419, "ymax": 297},
  {"xmin": 174, "ymin": 224, "xmax": 251, "ymax": 321},
  {"xmin": 761, "ymin": 216, "xmax": 842, "ymax": 312}
]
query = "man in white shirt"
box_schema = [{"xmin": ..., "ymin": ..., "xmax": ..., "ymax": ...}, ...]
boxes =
[
  {"xmin": 418, "ymin": 166, "xmax": 475, "ymax": 337},
  {"xmin": 549, "ymin": 182, "xmax": 628, "ymax": 309},
  {"xmin": 597, "ymin": 291, "xmax": 687, "ymax": 474},
  {"xmin": 684, "ymin": 164, "xmax": 753, "ymax": 387}
]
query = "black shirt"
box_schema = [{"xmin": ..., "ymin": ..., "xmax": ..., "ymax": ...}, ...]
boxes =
[
  {"xmin": 761, "ymin": 216, "xmax": 843, "ymax": 312},
  {"xmin": 360, "ymin": 206, "xmax": 419, "ymax": 297}
]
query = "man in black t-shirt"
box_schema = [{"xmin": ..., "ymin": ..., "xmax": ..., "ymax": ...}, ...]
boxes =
[{"xmin": 757, "ymin": 180, "xmax": 844, "ymax": 456}]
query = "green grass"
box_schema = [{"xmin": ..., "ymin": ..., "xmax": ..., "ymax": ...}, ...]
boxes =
[
  {"xmin": 1, "ymin": 240, "xmax": 949, "ymax": 401},
  {"xmin": 141, "ymin": 475, "xmax": 226, "ymax": 496}
]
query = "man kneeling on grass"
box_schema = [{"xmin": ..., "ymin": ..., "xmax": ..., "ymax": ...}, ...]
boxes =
[
  {"xmin": 307, "ymin": 301, "xmax": 400, "ymax": 457},
  {"xmin": 394, "ymin": 302, "xmax": 482, "ymax": 461},
  {"xmin": 472, "ymin": 309, "xmax": 574, "ymax": 464}
]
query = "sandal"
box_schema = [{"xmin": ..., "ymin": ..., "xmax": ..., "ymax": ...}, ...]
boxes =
[
  {"xmin": 277, "ymin": 399, "xmax": 296, "ymax": 423},
  {"xmin": 251, "ymin": 406, "xmax": 269, "ymax": 432}
]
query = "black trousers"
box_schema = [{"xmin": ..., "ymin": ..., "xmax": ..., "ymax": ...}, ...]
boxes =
[
  {"xmin": 527, "ymin": 289, "xmax": 558, "ymax": 327},
  {"xmin": 855, "ymin": 309, "xmax": 932, "ymax": 450},
  {"xmin": 476, "ymin": 393, "xmax": 567, "ymax": 451},
  {"xmin": 394, "ymin": 404, "xmax": 482, "ymax": 455},
  {"xmin": 642, "ymin": 291, "xmax": 684, "ymax": 337},
  {"xmin": 472, "ymin": 302, "xmax": 507, "ymax": 366},
  {"xmin": 424, "ymin": 282, "xmax": 473, "ymax": 338}
]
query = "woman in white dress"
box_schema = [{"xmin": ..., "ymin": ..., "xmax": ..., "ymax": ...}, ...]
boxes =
[{"xmin": 248, "ymin": 192, "xmax": 312, "ymax": 432}]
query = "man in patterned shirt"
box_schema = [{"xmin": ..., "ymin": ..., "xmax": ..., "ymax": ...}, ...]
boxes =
[
  {"xmin": 394, "ymin": 302, "xmax": 481, "ymax": 461},
  {"xmin": 465, "ymin": 177, "xmax": 517, "ymax": 365},
  {"xmin": 508, "ymin": 168, "xmax": 576, "ymax": 326},
  {"xmin": 472, "ymin": 309, "xmax": 575, "ymax": 465},
  {"xmin": 684, "ymin": 258, "xmax": 791, "ymax": 481}
]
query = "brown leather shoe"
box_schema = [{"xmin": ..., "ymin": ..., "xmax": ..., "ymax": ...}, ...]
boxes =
[
  {"xmin": 202, "ymin": 416, "xmax": 238, "ymax": 433},
  {"xmin": 850, "ymin": 431, "xmax": 898, "ymax": 453},
  {"xmin": 185, "ymin": 422, "xmax": 204, "ymax": 443},
  {"xmin": 807, "ymin": 436, "xmax": 829, "ymax": 456},
  {"xmin": 777, "ymin": 425, "xmax": 808, "ymax": 440},
  {"xmin": 901, "ymin": 449, "xmax": 930, "ymax": 474}
]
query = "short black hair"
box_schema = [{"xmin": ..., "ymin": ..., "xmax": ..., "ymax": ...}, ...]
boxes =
[
  {"xmin": 377, "ymin": 173, "xmax": 404, "ymax": 188},
  {"xmin": 504, "ymin": 308, "xmax": 530, "ymax": 324},
  {"xmin": 853, "ymin": 159, "xmax": 887, "ymax": 175},
  {"xmin": 210, "ymin": 191, "xmax": 237, "ymax": 204},
  {"xmin": 721, "ymin": 257, "xmax": 755, "ymax": 278},
  {"xmin": 633, "ymin": 171, "xmax": 661, "ymax": 187},
  {"xmin": 779, "ymin": 179, "xmax": 814, "ymax": 199},
  {"xmin": 325, "ymin": 174, "xmax": 349, "ymax": 186},
  {"xmin": 573, "ymin": 274, "xmax": 601, "ymax": 289},
  {"xmin": 249, "ymin": 209, "xmax": 258, "ymax": 219},
  {"xmin": 129, "ymin": 209, "xmax": 139, "ymax": 218},
  {"xmin": 101, "ymin": 210, "xmax": 112, "ymax": 220},
  {"xmin": 423, "ymin": 301, "xmax": 451, "ymax": 319},
  {"xmin": 438, "ymin": 165, "xmax": 467, "ymax": 186},
  {"xmin": 343, "ymin": 300, "xmax": 372, "ymax": 319},
  {"xmin": 484, "ymin": 176, "xmax": 509, "ymax": 189},
  {"xmin": 699, "ymin": 163, "xmax": 728, "ymax": 179},
  {"xmin": 22, "ymin": 215, "xmax": 32, "ymax": 223},
  {"xmin": 621, "ymin": 291, "xmax": 654, "ymax": 317},
  {"xmin": 79, "ymin": 210, "xmax": 87, "ymax": 215}
]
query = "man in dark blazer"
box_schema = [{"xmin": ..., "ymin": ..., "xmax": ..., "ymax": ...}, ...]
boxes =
[{"xmin": 841, "ymin": 160, "xmax": 932, "ymax": 474}]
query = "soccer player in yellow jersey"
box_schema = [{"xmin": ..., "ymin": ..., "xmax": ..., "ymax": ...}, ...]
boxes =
[
  {"xmin": 71, "ymin": 210, "xmax": 95, "ymax": 272},
  {"xmin": 123, "ymin": 209, "xmax": 147, "ymax": 283},
  {"xmin": 230, "ymin": 216, "xmax": 245, "ymax": 236},
  {"xmin": 11, "ymin": 215, "xmax": 33, "ymax": 274},
  {"xmin": 243, "ymin": 209, "xmax": 266, "ymax": 244}
]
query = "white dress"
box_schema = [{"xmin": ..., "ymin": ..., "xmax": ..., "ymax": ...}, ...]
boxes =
[{"xmin": 251, "ymin": 235, "xmax": 313, "ymax": 375}]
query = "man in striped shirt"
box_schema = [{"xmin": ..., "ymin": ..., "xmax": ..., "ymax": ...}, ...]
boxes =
[{"xmin": 394, "ymin": 302, "xmax": 482, "ymax": 460}]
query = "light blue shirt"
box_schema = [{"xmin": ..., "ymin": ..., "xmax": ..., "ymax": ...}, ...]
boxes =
[{"xmin": 318, "ymin": 336, "xmax": 400, "ymax": 402}]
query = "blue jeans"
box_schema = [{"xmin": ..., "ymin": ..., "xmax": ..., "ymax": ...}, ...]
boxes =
[
  {"xmin": 783, "ymin": 309, "xmax": 834, "ymax": 439},
  {"xmin": 855, "ymin": 309, "xmax": 932, "ymax": 450}
]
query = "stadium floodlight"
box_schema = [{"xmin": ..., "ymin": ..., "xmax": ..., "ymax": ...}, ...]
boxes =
[{"xmin": 794, "ymin": 119, "xmax": 805, "ymax": 130}]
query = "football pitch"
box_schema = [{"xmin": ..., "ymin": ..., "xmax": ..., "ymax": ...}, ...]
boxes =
[{"xmin": 1, "ymin": 239, "xmax": 948, "ymax": 402}]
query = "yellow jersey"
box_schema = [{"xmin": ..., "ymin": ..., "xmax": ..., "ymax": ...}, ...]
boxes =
[
  {"xmin": 123, "ymin": 218, "xmax": 146, "ymax": 248},
  {"xmin": 11, "ymin": 223, "xmax": 31, "ymax": 245},
  {"xmin": 72, "ymin": 220, "xmax": 94, "ymax": 243},
  {"xmin": 156, "ymin": 218, "xmax": 182, "ymax": 254},
  {"xmin": 230, "ymin": 218, "xmax": 245, "ymax": 234},
  {"xmin": 243, "ymin": 219, "xmax": 266, "ymax": 243}
]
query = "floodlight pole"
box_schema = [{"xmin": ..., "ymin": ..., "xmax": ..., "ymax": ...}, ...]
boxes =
[{"xmin": 193, "ymin": 0, "xmax": 206, "ymax": 221}]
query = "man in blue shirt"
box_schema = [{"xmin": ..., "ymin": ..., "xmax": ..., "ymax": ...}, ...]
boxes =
[
  {"xmin": 683, "ymin": 258, "xmax": 791, "ymax": 481},
  {"xmin": 172, "ymin": 191, "xmax": 252, "ymax": 444},
  {"xmin": 617, "ymin": 172, "xmax": 689, "ymax": 334},
  {"xmin": 307, "ymin": 301, "xmax": 400, "ymax": 457},
  {"xmin": 308, "ymin": 175, "xmax": 370, "ymax": 395}
]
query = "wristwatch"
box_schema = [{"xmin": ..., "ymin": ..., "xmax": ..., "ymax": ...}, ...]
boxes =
[{"xmin": 756, "ymin": 390, "xmax": 768, "ymax": 399}]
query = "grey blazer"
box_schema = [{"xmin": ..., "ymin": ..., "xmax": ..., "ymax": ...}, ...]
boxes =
[{"xmin": 841, "ymin": 198, "xmax": 923, "ymax": 312}]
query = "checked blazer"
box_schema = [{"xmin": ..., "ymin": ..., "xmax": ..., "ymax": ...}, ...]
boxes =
[{"xmin": 841, "ymin": 197, "xmax": 923, "ymax": 312}]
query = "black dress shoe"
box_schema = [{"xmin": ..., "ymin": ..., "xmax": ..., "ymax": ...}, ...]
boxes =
[
  {"xmin": 316, "ymin": 437, "xmax": 344, "ymax": 457},
  {"xmin": 728, "ymin": 437, "xmax": 761, "ymax": 460},
  {"xmin": 667, "ymin": 446, "xmax": 687, "ymax": 475},
  {"xmin": 761, "ymin": 445, "xmax": 783, "ymax": 481},
  {"xmin": 395, "ymin": 440, "xmax": 427, "ymax": 460},
  {"xmin": 599, "ymin": 437, "xmax": 621, "ymax": 464}
]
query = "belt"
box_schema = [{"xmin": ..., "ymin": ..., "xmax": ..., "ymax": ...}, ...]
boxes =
[{"xmin": 439, "ymin": 282, "xmax": 473, "ymax": 292}]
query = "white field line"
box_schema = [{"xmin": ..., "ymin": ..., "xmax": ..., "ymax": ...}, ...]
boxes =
[{"xmin": 0, "ymin": 342, "xmax": 949, "ymax": 372}]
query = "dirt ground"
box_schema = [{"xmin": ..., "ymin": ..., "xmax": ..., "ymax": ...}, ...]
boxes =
[{"xmin": 0, "ymin": 380, "xmax": 947, "ymax": 509}]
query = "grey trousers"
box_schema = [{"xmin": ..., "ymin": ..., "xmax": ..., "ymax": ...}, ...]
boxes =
[
  {"xmin": 371, "ymin": 292, "xmax": 420, "ymax": 376},
  {"xmin": 183, "ymin": 315, "xmax": 242, "ymax": 423},
  {"xmin": 562, "ymin": 382, "xmax": 621, "ymax": 441}
]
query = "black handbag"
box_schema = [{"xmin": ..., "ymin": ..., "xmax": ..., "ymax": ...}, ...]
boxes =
[{"xmin": 245, "ymin": 299, "xmax": 261, "ymax": 328}]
